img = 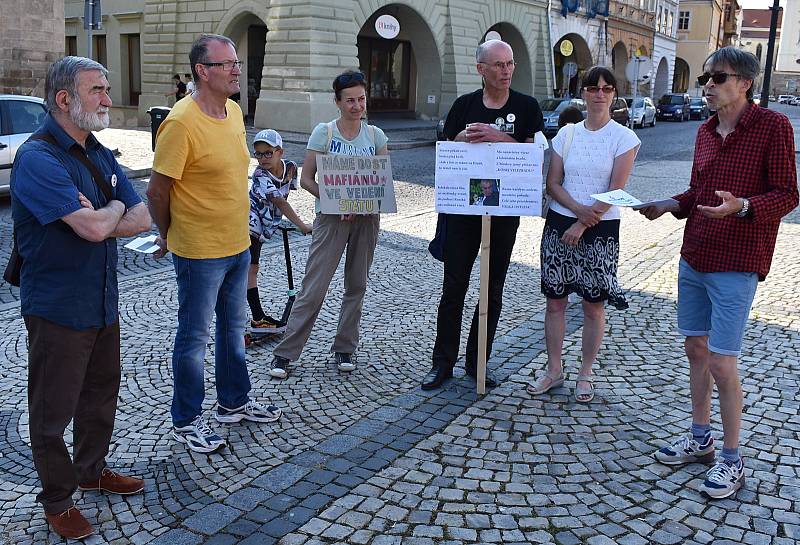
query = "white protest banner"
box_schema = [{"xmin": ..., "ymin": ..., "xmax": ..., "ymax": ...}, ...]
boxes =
[
  {"xmin": 317, "ymin": 154, "xmax": 397, "ymax": 214},
  {"xmin": 435, "ymin": 141, "xmax": 544, "ymax": 216}
]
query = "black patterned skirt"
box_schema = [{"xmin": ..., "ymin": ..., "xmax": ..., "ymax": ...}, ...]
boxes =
[{"xmin": 540, "ymin": 210, "xmax": 628, "ymax": 310}]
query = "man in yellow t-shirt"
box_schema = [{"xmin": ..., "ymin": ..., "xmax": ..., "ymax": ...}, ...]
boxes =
[{"xmin": 146, "ymin": 34, "xmax": 282, "ymax": 454}]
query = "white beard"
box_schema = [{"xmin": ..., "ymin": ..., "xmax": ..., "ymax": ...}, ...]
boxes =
[{"xmin": 69, "ymin": 99, "xmax": 110, "ymax": 132}]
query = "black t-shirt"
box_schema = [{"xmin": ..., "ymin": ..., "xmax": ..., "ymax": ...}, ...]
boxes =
[
  {"xmin": 443, "ymin": 89, "xmax": 544, "ymax": 143},
  {"xmin": 175, "ymin": 81, "xmax": 187, "ymax": 100}
]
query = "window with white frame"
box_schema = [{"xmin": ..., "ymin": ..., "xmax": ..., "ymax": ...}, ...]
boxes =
[{"xmin": 678, "ymin": 10, "xmax": 690, "ymax": 31}]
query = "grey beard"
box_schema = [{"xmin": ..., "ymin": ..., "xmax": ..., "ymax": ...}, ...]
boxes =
[{"xmin": 69, "ymin": 100, "xmax": 109, "ymax": 132}]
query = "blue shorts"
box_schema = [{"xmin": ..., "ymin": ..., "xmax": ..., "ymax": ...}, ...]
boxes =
[{"xmin": 677, "ymin": 259, "xmax": 758, "ymax": 356}]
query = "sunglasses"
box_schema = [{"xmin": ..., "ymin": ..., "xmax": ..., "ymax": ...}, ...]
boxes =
[
  {"xmin": 335, "ymin": 72, "xmax": 365, "ymax": 86},
  {"xmin": 583, "ymin": 85, "xmax": 615, "ymax": 94},
  {"xmin": 697, "ymin": 72, "xmax": 744, "ymax": 85}
]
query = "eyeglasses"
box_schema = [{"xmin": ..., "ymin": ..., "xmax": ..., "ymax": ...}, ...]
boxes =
[
  {"xmin": 697, "ymin": 72, "xmax": 744, "ymax": 85},
  {"xmin": 201, "ymin": 60, "xmax": 243, "ymax": 72},
  {"xmin": 335, "ymin": 72, "xmax": 365, "ymax": 86},
  {"xmin": 480, "ymin": 60, "xmax": 516, "ymax": 70},
  {"xmin": 253, "ymin": 151, "xmax": 276, "ymax": 159},
  {"xmin": 584, "ymin": 85, "xmax": 615, "ymax": 94}
]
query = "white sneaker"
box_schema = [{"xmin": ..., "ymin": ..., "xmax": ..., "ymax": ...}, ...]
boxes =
[
  {"xmin": 654, "ymin": 434, "xmax": 715, "ymax": 465},
  {"xmin": 215, "ymin": 400, "xmax": 282, "ymax": 423},
  {"xmin": 335, "ymin": 352, "xmax": 356, "ymax": 372},
  {"xmin": 700, "ymin": 458, "xmax": 745, "ymax": 499},
  {"xmin": 173, "ymin": 415, "xmax": 225, "ymax": 453}
]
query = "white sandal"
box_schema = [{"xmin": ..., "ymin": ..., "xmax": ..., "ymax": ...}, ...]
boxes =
[
  {"xmin": 575, "ymin": 374, "xmax": 594, "ymax": 403},
  {"xmin": 527, "ymin": 371, "xmax": 565, "ymax": 395}
]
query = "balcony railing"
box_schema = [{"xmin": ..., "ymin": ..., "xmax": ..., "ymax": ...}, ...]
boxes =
[{"xmin": 608, "ymin": 0, "xmax": 657, "ymax": 30}]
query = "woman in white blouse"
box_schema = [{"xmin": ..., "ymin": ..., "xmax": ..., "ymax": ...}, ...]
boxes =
[{"xmin": 528, "ymin": 66, "xmax": 640, "ymax": 402}]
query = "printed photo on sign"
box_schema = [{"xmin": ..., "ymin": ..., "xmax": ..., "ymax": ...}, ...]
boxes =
[
  {"xmin": 434, "ymin": 141, "xmax": 544, "ymax": 217},
  {"xmin": 471, "ymin": 178, "xmax": 500, "ymax": 206},
  {"xmin": 317, "ymin": 154, "xmax": 397, "ymax": 214}
]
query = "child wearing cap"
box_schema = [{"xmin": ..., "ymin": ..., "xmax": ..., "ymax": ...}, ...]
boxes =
[{"xmin": 248, "ymin": 129, "xmax": 312, "ymax": 333}]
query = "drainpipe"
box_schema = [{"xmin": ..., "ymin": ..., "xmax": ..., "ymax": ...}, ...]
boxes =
[{"xmin": 548, "ymin": 0, "xmax": 557, "ymax": 95}]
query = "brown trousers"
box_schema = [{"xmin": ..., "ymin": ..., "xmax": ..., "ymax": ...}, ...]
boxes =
[
  {"xmin": 25, "ymin": 316, "xmax": 121, "ymax": 514},
  {"xmin": 275, "ymin": 213, "xmax": 380, "ymax": 360}
]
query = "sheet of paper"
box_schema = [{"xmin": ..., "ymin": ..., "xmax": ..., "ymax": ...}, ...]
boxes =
[
  {"xmin": 435, "ymin": 141, "xmax": 545, "ymax": 217},
  {"xmin": 590, "ymin": 189, "xmax": 646, "ymax": 208},
  {"xmin": 124, "ymin": 235, "xmax": 159, "ymax": 254}
]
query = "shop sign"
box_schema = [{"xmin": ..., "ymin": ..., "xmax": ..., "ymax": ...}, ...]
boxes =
[{"xmin": 375, "ymin": 15, "xmax": 400, "ymax": 39}]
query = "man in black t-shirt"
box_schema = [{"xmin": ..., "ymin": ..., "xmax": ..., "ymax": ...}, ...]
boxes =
[
  {"xmin": 165, "ymin": 74, "xmax": 187, "ymax": 101},
  {"xmin": 423, "ymin": 39, "xmax": 544, "ymax": 391}
]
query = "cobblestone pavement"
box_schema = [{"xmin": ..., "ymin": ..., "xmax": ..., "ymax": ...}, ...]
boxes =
[{"xmin": 1, "ymin": 117, "xmax": 799, "ymax": 544}]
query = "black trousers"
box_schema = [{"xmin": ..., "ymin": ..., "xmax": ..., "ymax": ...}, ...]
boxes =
[
  {"xmin": 25, "ymin": 316, "xmax": 121, "ymax": 514},
  {"xmin": 432, "ymin": 214, "xmax": 519, "ymax": 372}
]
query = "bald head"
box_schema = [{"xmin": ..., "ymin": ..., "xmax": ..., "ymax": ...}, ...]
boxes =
[{"xmin": 476, "ymin": 40, "xmax": 513, "ymax": 63}]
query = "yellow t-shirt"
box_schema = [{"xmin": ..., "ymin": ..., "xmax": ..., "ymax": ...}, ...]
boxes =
[{"xmin": 152, "ymin": 97, "xmax": 250, "ymax": 259}]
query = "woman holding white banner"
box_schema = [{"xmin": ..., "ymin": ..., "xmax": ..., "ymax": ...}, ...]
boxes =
[
  {"xmin": 269, "ymin": 70, "xmax": 388, "ymax": 379},
  {"xmin": 528, "ymin": 66, "xmax": 640, "ymax": 403}
]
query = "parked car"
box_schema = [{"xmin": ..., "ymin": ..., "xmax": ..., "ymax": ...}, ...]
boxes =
[
  {"xmin": 540, "ymin": 97, "xmax": 586, "ymax": 136},
  {"xmin": 777, "ymin": 94, "xmax": 794, "ymax": 104},
  {"xmin": 752, "ymin": 94, "xmax": 761, "ymax": 105},
  {"xmin": 1, "ymin": 95, "xmax": 48, "ymax": 195},
  {"xmin": 656, "ymin": 93, "xmax": 690, "ymax": 122},
  {"xmin": 689, "ymin": 97, "xmax": 710, "ymax": 120},
  {"xmin": 609, "ymin": 97, "xmax": 630, "ymax": 127},
  {"xmin": 623, "ymin": 96, "xmax": 656, "ymax": 128}
]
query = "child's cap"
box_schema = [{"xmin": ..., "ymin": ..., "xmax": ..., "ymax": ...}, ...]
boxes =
[{"xmin": 253, "ymin": 129, "xmax": 283, "ymax": 149}]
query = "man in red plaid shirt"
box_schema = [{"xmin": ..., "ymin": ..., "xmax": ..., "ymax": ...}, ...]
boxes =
[{"xmin": 639, "ymin": 46, "xmax": 798, "ymax": 500}]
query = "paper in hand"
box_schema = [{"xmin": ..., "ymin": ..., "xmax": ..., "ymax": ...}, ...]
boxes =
[
  {"xmin": 591, "ymin": 189, "xmax": 654, "ymax": 208},
  {"xmin": 124, "ymin": 235, "xmax": 160, "ymax": 254}
]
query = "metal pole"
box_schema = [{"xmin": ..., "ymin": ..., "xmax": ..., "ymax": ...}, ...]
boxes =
[
  {"xmin": 631, "ymin": 56, "xmax": 639, "ymax": 129},
  {"xmin": 87, "ymin": 0, "xmax": 93, "ymax": 60},
  {"xmin": 760, "ymin": 0, "xmax": 781, "ymax": 108}
]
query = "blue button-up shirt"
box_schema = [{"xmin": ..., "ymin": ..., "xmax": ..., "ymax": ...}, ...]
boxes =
[{"xmin": 10, "ymin": 114, "xmax": 142, "ymax": 330}]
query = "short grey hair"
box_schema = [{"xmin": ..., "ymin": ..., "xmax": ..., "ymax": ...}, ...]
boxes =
[
  {"xmin": 476, "ymin": 39, "xmax": 513, "ymax": 63},
  {"xmin": 45, "ymin": 56, "xmax": 108, "ymax": 111},
  {"xmin": 704, "ymin": 46, "xmax": 760, "ymax": 99},
  {"xmin": 189, "ymin": 34, "xmax": 236, "ymax": 84}
]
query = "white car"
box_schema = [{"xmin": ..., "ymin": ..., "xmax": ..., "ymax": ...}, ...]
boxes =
[
  {"xmin": 624, "ymin": 96, "xmax": 656, "ymax": 128},
  {"xmin": 1, "ymin": 95, "xmax": 48, "ymax": 195}
]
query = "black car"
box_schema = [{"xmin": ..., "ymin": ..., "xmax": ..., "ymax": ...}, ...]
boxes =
[
  {"xmin": 689, "ymin": 97, "xmax": 710, "ymax": 120},
  {"xmin": 656, "ymin": 93, "xmax": 691, "ymax": 122}
]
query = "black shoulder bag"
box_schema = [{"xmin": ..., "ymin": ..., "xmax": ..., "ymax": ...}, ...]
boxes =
[{"xmin": 3, "ymin": 133, "xmax": 114, "ymax": 287}]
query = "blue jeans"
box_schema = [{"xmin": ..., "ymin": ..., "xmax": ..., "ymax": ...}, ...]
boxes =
[{"xmin": 171, "ymin": 250, "xmax": 251, "ymax": 427}]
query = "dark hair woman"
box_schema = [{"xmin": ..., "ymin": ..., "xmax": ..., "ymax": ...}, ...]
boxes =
[
  {"xmin": 528, "ymin": 65, "xmax": 640, "ymax": 403},
  {"xmin": 269, "ymin": 70, "xmax": 389, "ymax": 379}
]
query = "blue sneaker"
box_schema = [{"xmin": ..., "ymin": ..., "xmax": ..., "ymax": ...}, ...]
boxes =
[
  {"xmin": 700, "ymin": 457, "xmax": 745, "ymax": 499},
  {"xmin": 173, "ymin": 415, "xmax": 225, "ymax": 453},
  {"xmin": 654, "ymin": 434, "xmax": 715, "ymax": 465},
  {"xmin": 215, "ymin": 400, "xmax": 282, "ymax": 423}
]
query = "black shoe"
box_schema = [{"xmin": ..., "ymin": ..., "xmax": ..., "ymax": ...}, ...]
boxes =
[
  {"xmin": 421, "ymin": 366, "xmax": 453, "ymax": 390},
  {"xmin": 465, "ymin": 368, "xmax": 499, "ymax": 388}
]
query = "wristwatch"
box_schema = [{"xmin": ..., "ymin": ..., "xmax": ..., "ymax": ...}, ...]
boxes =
[{"xmin": 735, "ymin": 197, "xmax": 750, "ymax": 217}]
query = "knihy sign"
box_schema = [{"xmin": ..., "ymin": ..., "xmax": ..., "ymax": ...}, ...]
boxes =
[{"xmin": 375, "ymin": 15, "xmax": 400, "ymax": 39}]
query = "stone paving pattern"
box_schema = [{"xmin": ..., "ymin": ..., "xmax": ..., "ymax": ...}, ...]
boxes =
[{"xmin": 1, "ymin": 114, "xmax": 799, "ymax": 544}]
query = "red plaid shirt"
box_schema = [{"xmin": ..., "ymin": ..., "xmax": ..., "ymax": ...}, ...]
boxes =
[{"xmin": 673, "ymin": 103, "xmax": 799, "ymax": 280}]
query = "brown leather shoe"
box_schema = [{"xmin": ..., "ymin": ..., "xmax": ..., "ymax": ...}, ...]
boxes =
[
  {"xmin": 45, "ymin": 506, "xmax": 94, "ymax": 539},
  {"xmin": 79, "ymin": 467, "xmax": 144, "ymax": 495}
]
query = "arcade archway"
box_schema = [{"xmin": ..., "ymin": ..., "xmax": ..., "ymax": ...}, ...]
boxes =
[{"xmin": 553, "ymin": 34, "xmax": 592, "ymax": 97}]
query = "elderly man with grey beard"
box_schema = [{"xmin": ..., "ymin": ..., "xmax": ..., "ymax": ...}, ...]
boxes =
[{"xmin": 10, "ymin": 56, "xmax": 151, "ymax": 540}]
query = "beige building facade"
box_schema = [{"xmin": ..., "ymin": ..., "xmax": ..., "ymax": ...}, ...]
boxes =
[
  {"xmin": 675, "ymin": 0, "xmax": 740, "ymax": 96},
  {"xmin": 65, "ymin": 0, "xmax": 553, "ymax": 131},
  {"xmin": 1, "ymin": 0, "xmax": 65, "ymax": 96}
]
